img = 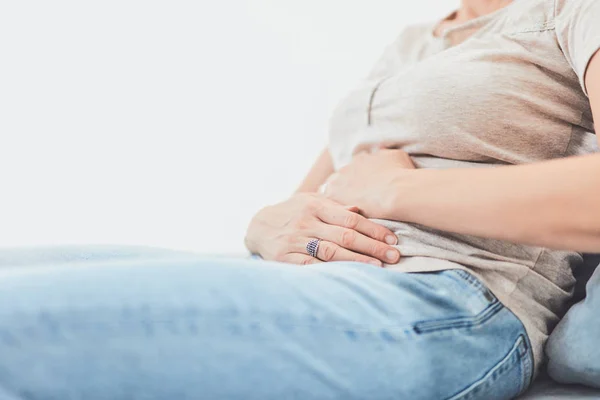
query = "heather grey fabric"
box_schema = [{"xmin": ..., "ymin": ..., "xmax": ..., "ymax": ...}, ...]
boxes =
[{"xmin": 327, "ymin": 0, "xmax": 600, "ymax": 381}]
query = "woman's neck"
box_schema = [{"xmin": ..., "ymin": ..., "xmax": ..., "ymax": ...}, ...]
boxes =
[{"xmin": 456, "ymin": 0, "xmax": 513, "ymax": 22}]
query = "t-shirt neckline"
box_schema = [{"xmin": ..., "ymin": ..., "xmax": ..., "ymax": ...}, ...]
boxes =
[{"xmin": 429, "ymin": 2, "xmax": 516, "ymax": 43}]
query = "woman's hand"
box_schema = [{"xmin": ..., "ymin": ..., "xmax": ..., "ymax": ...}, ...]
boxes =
[
  {"xmin": 323, "ymin": 149, "xmax": 416, "ymax": 219},
  {"xmin": 245, "ymin": 192, "xmax": 401, "ymax": 266}
]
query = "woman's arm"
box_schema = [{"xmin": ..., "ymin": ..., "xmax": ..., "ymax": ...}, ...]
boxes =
[
  {"xmin": 295, "ymin": 148, "xmax": 335, "ymax": 193},
  {"xmin": 385, "ymin": 153, "xmax": 600, "ymax": 252},
  {"xmin": 325, "ymin": 52, "xmax": 600, "ymax": 253},
  {"xmin": 388, "ymin": 52, "xmax": 600, "ymax": 252}
]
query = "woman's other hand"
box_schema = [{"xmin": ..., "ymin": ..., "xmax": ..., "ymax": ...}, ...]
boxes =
[
  {"xmin": 323, "ymin": 149, "xmax": 416, "ymax": 219},
  {"xmin": 245, "ymin": 193, "xmax": 401, "ymax": 266}
]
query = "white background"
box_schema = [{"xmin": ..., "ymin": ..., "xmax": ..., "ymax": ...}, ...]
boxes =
[{"xmin": 0, "ymin": 1, "xmax": 454, "ymax": 254}]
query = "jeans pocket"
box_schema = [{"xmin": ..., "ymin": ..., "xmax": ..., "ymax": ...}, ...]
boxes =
[
  {"xmin": 446, "ymin": 334, "xmax": 533, "ymax": 400},
  {"xmin": 446, "ymin": 269, "xmax": 498, "ymax": 305},
  {"xmin": 413, "ymin": 269, "xmax": 503, "ymax": 335},
  {"xmin": 413, "ymin": 301, "xmax": 504, "ymax": 334}
]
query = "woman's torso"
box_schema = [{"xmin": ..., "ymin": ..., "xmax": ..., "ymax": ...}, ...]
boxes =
[{"xmin": 327, "ymin": 0, "xmax": 599, "ymax": 378}]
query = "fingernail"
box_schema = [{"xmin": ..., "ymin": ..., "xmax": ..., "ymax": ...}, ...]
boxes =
[
  {"xmin": 385, "ymin": 235, "xmax": 397, "ymax": 245},
  {"xmin": 369, "ymin": 260, "xmax": 383, "ymax": 267},
  {"xmin": 386, "ymin": 250, "xmax": 399, "ymax": 262}
]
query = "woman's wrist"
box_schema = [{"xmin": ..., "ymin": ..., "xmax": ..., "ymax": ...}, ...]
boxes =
[{"xmin": 382, "ymin": 169, "xmax": 423, "ymax": 222}]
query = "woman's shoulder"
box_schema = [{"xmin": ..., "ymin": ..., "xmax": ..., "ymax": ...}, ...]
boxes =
[
  {"xmin": 513, "ymin": 0, "xmax": 600, "ymax": 23},
  {"xmin": 554, "ymin": 0, "xmax": 598, "ymax": 14},
  {"xmin": 553, "ymin": 0, "xmax": 600, "ymax": 27},
  {"xmin": 395, "ymin": 21, "xmax": 438, "ymax": 52},
  {"xmin": 366, "ymin": 21, "xmax": 439, "ymax": 80},
  {"xmin": 385, "ymin": 21, "xmax": 441, "ymax": 64},
  {"xmin": 399, "ymin": 21, "xmax": 437, "ymax": 41}
]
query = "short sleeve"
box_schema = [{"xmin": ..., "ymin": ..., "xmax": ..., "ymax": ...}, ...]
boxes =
[{"xmin": 555, "ymin": 0, "xmax": 600, "ymax": 95}]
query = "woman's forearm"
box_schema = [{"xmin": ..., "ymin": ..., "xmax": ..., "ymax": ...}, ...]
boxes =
[
  {"xmin": 295, "ymin": 148, "xmax": 335, "ymax": 193},
  {"xmin": 385, "ymin": 153, "xmax": 600, "ymax": 252}
]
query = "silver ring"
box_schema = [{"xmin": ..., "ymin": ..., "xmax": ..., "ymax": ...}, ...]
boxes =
[{"xmin": 306, "ymin": 239, "xmax": 321, "ymax": 258}]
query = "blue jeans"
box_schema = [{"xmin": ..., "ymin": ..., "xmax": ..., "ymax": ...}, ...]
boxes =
[{"xmin": 0, "ymin": 246, "xmax": 534, "ymax": 400}]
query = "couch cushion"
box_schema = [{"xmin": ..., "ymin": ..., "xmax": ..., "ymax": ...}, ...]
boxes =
[
  {"xmin": 517, "ymin": 374, "xmax": 600, "ymax": 399},
  {"xmin": 546, "ymin": 254, "xmax": 600, "ymax": 389}
]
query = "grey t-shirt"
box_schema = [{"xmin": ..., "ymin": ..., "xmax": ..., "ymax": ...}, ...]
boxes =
[{"xmin": 327, "ymin": 0, "xmax": 600, "ymax": 380}]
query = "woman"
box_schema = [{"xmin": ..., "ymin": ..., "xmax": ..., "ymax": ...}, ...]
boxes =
[{"xmin": 1, "ymin": 0, "xmax": 599, "ymax": 399}]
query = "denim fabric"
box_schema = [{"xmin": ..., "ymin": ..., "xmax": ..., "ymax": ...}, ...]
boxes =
[{"xmin": 0, "ymin": 246, "xmax": 534, "ymax": 400}]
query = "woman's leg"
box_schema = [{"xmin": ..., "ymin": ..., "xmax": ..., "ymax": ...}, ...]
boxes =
[{"xmin": 0, "ymin": 247, "xmax": 533, "ymax": 400}]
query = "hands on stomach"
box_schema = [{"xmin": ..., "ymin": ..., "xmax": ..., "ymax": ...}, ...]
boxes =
[{"xmin": 245, "ymin": 193, "xmax": 401, "ymax": 267}]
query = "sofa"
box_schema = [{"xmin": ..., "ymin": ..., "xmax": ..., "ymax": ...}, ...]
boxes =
[
  {"xmin": 517, "ymin": 254, "xmax": 600, "ymax": 399},
  {"xmin": 518, "ymin": 371, "xmax": 600, "ymax": 399}
]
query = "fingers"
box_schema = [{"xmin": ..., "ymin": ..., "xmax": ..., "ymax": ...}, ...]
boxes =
[
  {"xmin": 282, "ymin": 244, "xmax": 381, "ymax": 267},
  {"xmin": 318, "ymin": 226, "xmax": 400, "ymax": 265},
  {"xmin": 315, "ymin": 240, "xmax": 384, "ymax": 267},
  {"xmin": 316, "ymin": 205, "xmax": 398, "ymax": 246},
  {"xmin": 272, "ymin": 196, "xmax": 400, "ymax": 267},
  {"xmin": 283, "ymin": 253, "xmax": 322, "ymax": 266}
]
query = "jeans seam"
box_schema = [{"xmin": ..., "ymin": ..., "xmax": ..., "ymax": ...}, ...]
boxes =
[
  {"xmin": 517, "ymin": 339, "xmax": 534, "ymax": 396},
  {"xmin": 498, "ymin": 300, "xmax": 537, "ymax": 381},
  {"xmin": 446, "ymin": 270, "xmax": 498, "ymax": 304},
  {"xmin": 0, "ymin": 307, "xmax": 421, "ymax": 341},
  {"xmin": 413, "ymin": 300, "xmax": 503, "ymax": 334},
  {"xmin": 445, "ymin": 334, "xmax": 527, "ymax": 400}
]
